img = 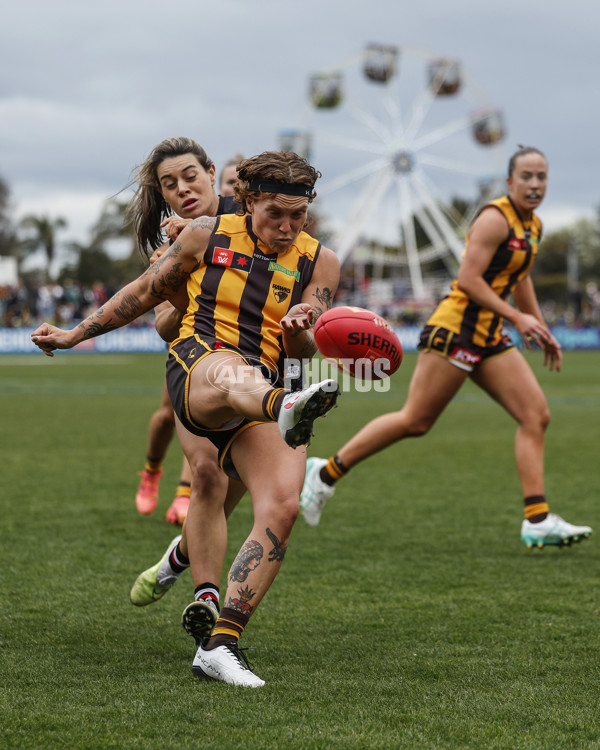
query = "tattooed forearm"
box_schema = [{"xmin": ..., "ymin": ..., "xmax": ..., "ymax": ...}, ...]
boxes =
[
  {"xmin": 78, "ymin": 320, "xmax": 118, "ymax": 340},
  {"xmin": 146, "ymin": 260, "xmax": 189, "ymax": 301},
  {"xmin": 114, "ymin": 293, "xmax": 144, "ymax": 320},
  {"xmin": 266, "ymin": 528, "xmax": 288, "ymax": 563}
]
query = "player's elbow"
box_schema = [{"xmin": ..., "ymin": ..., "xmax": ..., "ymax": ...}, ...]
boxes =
[{"xmin": 455, "ymin": 271, "xmax": 472, "ymax": 295}]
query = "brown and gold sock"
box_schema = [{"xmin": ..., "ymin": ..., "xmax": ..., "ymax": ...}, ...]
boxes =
[
  {"xmin": 204, "ymin": 607, "xmax": 250, "ymax": 650},
  {"xmin": 524, "ymin": 495, "xmax": 549, "ymax": 523},
  {"xmin": 320, "ymin": 455, "xmax": 349, "ymax": 486},
  {"xmin": 144, "ymin": 457, "xmax": 163, "ymax": 474},
  {"xmin": 262, "ymin": 388, "xmax": 286, "ymax": 421},
  {"xmin": 175, "ymin": 481, "xmax": 191, "ymax": 499}
]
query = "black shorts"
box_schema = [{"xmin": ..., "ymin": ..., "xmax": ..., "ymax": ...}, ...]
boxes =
[
  {"xmin": 166, "ymin": 335, "xmax": 272, "ymax": 480},
  {"xmin": 418, "ymin": 325, "xmax": 514, "ymax": 373}
]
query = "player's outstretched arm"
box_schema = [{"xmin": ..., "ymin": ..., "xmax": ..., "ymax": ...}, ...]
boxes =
[
  {"xmin": 280, "ymin": 245, "xmax": 340, "ymax": 361},
  {"xmin": 32, "ymin": 218, "xmax": 214, "ymax": 356}
]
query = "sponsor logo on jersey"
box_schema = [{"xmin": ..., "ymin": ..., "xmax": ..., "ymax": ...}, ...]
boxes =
[
  {"xmin": 508, "ymin": 237, "xmax": 530, "ymax": 251},
  {"xmin": 450, "ymin": 346, "xmax": 481, "ymax": 366},
  {"xmin": 272, "ymin": 284, "xmax": 291, "ymax": 303},
  {"xmin": 212, "ymin": 247, "xmax": 253, "ymax": 272},
  {"xmin": 268, "ymin": 261, "xmax": 300, "ymax": 282}
]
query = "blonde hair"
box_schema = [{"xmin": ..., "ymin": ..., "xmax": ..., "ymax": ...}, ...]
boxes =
[{"xmin": 234, "ymin": 151, "xmax": 321, "ymax": 215}]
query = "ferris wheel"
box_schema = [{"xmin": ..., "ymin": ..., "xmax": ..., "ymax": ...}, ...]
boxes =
[{"xmin": 279, "ymin": 44, "xmax": 507, "ymax": 302}]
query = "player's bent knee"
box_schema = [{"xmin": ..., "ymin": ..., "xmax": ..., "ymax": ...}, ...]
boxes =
[
  {"xmin": 256, "ymin": 492, "xmax": 300, "ymax": 530},
  {"xmin": 405, "ymin": 416, "xmax": 435, "ymax": 438},
  {"xmin": 520, "ymin": 403, "xmax": 550, "ymax": 432},
  {"xmin": 189, "ymin": 459, "xmax": 225, "ymax": 495},
  {"xmin": 155, "ymin": 407, "xmax": 176, "ymax": 429}
]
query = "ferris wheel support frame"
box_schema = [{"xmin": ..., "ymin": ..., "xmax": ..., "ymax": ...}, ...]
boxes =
[
  {"xmin": 396, "ymin": 177, "xmax": 426, "ymax": 299},
  {"xmin": 331, "ymin": 165, "xmax": 395, "ymax": 266},
  {"xmin": 411, "ymin": 169, "xmax": 465, "ymax": 262}
]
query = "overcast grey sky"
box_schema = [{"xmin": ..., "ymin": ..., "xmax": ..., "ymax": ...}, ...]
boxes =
[{"xmin": 2, "ymin": 0, "xmax": 599, "ymax": 259}]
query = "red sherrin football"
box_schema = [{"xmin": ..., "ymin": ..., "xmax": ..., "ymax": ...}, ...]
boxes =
[{"xmin": 313, "ymin": 306, "xmax": 403, "ymax": 380}]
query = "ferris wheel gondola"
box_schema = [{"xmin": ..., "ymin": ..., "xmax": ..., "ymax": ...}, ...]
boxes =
[{"xmin": 279, "ymin": 44, "xmax": 507, "ymax": 303}]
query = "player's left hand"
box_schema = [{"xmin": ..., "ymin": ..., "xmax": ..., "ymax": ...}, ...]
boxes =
[
  {"xmin": 280, "ymin": 303, "xmax": 314, "ymax": 334},
  {"xmin": 542, "ymin": 335, "xmax": 562, "ymax": 372}
]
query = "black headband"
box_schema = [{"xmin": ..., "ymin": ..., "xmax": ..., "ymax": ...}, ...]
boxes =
[{"xmin": 247, "ymin": 180, "xmax": 315, "ymax": 198}]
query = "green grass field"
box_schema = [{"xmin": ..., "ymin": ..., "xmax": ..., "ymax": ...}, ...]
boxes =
[{"xmin": 2, "ymin": 350, "xmax": 600, "ymax": 749}]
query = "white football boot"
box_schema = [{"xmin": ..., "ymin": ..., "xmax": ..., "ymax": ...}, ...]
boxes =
[
  {"xmin": 277, "ymin": 379, "xmax": 339, "ymax": 448},
  {"xmin": 300, "ymin": 457, "xmax": 336, "ymax": 527},
  {"xmin": 521, "ymin": 513, "xmax": 592, "ymax": 549},
  {"xmin": 193, "ymin": 642, "xmax": 265, "ymax": 688}
]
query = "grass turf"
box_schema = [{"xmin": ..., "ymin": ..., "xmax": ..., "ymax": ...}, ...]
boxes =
[{"xmin": 1, "ymin": 350, "xmax": 600, "ymax": 749}]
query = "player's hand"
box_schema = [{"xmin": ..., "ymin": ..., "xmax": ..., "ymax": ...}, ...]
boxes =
[
  {"xmin": 280, "ymin": 303, "xmax": 314, "ymax": 334},
  {"xmin": 31, "ymin": 323, "xmax": 76, "ymax": 357},
  {"xmin": 160, "ymin": 216, "xmax": 192, "ymax": 241},
  {"xmin": 514, "ymin": 312, "xmax": 553, "ymax": 351},
  {"xmin": 541, "ymin": 335, "xmax": 562, "ymax": 372}
]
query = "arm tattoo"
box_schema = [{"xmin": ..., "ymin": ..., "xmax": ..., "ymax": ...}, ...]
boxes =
[
  {"xmin": 74, "ymin": 258, "xmax": 188, "ymax": 339},
  {"xmin": 229, "ymin": 539, "xmax": 264, "ymax": 583},
  {"xmin": 114, "ymin": 292, "xmax": 144, "ymax": 320},
  {"xmin": 225, "ymin": 585, "xmax": 257, "ymax": 615},
  {"xmin": 266, "ymin": 528, "xmax": 288, "ymax": 563},
  {"xmin": 145, "ymin": 259, "xmax": 189, "ymax": 301},
  {"xmin": 77, "ymin": 303, "xmax": 120, "ymax": 339},
  {"xmin": 189, "ymin": 216, "xmax": 217, "ymax": 232},
  {"xmin": 312, "ymin": 287, "xmax": 334, "ymax": 323},
  {"xmin": 78, "ymin": 319, "xmax": 118, "ymax": 340}
]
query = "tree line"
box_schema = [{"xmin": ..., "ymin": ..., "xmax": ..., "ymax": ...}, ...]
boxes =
[{"xmin": 0, "ymin": 175, "xmax": 144, "ymax": 290}]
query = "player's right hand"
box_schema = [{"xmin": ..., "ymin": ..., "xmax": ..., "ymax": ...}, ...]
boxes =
[
  {"xmin": 31, "ymin": 323, "xmax": 76, "ymax": 357},
  {"xmin": 160, "ymin": 216, "xmax": 192, "ymax": 241}
]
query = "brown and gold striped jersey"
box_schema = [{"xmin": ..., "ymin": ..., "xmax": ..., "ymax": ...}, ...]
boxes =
[
  {"xmin": 175, "ymin": 213, "xmax": 321, "ymax": 375},
  {"xmin": 427, "ymin": 195, "xmax": 542, "ymax": 346}
]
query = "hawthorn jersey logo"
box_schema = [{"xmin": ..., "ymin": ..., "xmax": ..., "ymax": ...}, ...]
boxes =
[
  {"xmin": 212, "ymin": 247, "xmax": 253, "ymax": 273},
  {"xmin": 268, "ymin": 261, "xmax": 300, "ymax": 281},
  {"xmin": 272, "ymin": 284, "xmax": 291, "ymax": 303}
]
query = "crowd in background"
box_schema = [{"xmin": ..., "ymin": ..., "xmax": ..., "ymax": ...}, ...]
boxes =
[
  {"xmin": 0, "ymin": 280, "xmax": 154, "ymax": 329},
  {"xmin": 2, "ymin": 276, "xmax": 600, "ymax": 330}
]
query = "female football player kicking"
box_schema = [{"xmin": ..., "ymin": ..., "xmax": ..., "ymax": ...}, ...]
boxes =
[{"xmin": 32, "ymin": 150, "xmax": 341, "ymax": 687}]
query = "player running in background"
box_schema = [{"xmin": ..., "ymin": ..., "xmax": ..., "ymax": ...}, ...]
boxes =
[
  {"xmin": 301, "ymin": 146, "xmax": 592, "ymax": 549},
  {"xmin": 32, "ymin": 150, "xmax": 341, "ymax": 687},
  {"xmin": 131, "ymin": 140, "xmax": 242, "ymax": 524}
]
